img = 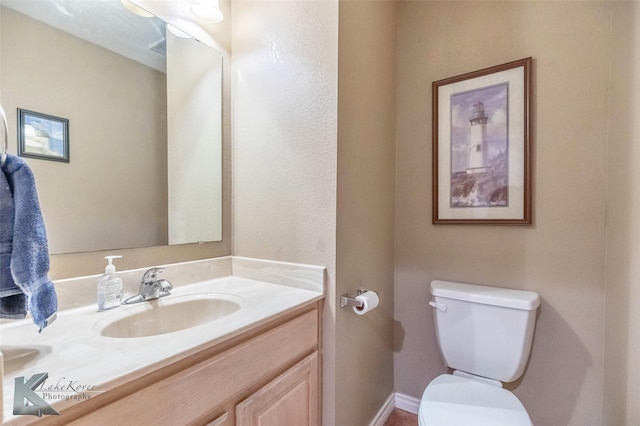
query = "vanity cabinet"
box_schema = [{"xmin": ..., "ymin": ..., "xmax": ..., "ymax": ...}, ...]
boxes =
[
  {"xmin": 207, "ymin": 413, "xmax": 231, "ymax": 426},
  {"xmin": 43, "ymin": 303, "xmax": 322, "ymax": 426},
  {"xmin": 236, "ymin": 352, "xmax": 318, "ymax": 426}
]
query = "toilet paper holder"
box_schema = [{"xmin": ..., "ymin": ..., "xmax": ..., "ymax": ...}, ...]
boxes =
[{"xmin": 340, "ymin": 288, "xmax": 377, "ymax": 308}]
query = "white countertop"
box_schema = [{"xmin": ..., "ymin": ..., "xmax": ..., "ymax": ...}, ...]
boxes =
[{"xmin": 1, "ymin": 257, "xmax": 325, "ymax": 424}]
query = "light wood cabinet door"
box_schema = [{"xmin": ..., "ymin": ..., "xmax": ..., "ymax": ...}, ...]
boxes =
[
  {"xmin": 206, "ymin": 412, "xmax": 231, "ymax": 426},
  {"xmin": 236, "ymin": 352, "xmax": 319, "ymax": 426}
]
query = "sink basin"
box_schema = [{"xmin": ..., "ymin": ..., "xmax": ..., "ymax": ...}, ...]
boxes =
[
  {"xmin": 95, "ymin": 293, "xmax": 243, "ymax": 338},
  {"xmin": 1, "ymin": 345, "xmax": 52, "ymax": 375}
]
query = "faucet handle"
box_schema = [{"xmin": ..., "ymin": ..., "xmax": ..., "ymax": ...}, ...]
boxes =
[
  {"xmin": 141, "ymin": 267, "xmax": 164, "ymax": 284},
  {"xmin": 158, "ymin": 279, "xmax": 173, "ymax": 292}
]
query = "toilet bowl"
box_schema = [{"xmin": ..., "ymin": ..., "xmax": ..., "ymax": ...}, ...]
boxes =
[
  {"xmin": 419, "ymin": 373, "xmax": 531, "ymax": 426},
  {"xmin": 419, "ymin": 280, "xmax": 540, "ymax": 426}
]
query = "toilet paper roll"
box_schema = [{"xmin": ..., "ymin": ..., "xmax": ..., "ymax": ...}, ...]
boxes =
[{"xmin": 353, "ymin": 291, "xmax": 379, "ymax": 315}]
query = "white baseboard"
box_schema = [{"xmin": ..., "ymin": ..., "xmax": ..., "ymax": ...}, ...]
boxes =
[
  {"xmin": 369, "ymin": 392, "xmax": 421, "ymax": 426},
  {"xmin": 394, "ymin": 392, "xmax": 420, "ymax": 415},
  {"xmin": 369, "ymin": 393, "xmax": 395, "ymax": 426}
]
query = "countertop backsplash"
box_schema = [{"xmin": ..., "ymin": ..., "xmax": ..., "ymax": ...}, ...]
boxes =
[{"xmin": 11, "ymin": 256, "xmax": 326, "ymax": 314}]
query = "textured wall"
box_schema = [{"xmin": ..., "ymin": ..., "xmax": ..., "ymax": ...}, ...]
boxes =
[
  {"xmin": 394, "ymin": 2, "xmax": 610, "ymax": 425},
  {"xmin": 230, "ymin": 1, "xmax": 339, "ymax": 423}
]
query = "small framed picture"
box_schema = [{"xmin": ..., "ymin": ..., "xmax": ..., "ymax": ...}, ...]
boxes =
[
  {"xmin": 18, "ymin": 108, "xmax": 69, "ymax": 163},
  {"xmin": 432, "ymin": 57, "xmax": 532, "ymax": 225}
]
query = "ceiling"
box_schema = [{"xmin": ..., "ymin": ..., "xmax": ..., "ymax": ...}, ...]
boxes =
[{"xmin": 1, "ymin": 0, "xmax": 168, "ymax": 72}]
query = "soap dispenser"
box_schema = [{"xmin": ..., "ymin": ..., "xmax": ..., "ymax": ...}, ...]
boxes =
[{"xmin": 97, "ymin": 255, "xmax": 123, "ymax": 311}]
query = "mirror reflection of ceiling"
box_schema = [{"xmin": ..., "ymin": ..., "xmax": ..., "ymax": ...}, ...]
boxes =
[{"xmin": 2, "ymin": 0, "xmax": 168, "ymax": 72}]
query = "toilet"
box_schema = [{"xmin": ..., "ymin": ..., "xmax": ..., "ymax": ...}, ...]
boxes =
[{"xmin": 419, "ymin": 280, "xmax": 540, "ymax": 426}]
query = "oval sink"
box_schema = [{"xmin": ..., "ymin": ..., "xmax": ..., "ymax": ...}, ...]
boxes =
[
  {"xmin": 1, "ymin": 345, "xmax": 52, "ymax": 375},
  {"xmin": 95, "ymin": 293, "xmax": 243, "ymax": 338}
]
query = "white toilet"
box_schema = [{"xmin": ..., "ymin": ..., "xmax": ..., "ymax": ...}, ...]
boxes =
[{"xmin": 419, "ymin": 280, "xmax": 540, "ymax": 426}]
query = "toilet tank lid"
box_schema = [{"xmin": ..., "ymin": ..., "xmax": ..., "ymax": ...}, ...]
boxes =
[{"xmin": 431, "ymin": 280, "xmax": 540, "ymax": 311}]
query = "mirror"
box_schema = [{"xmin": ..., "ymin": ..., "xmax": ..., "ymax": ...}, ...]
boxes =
[{"xmin": 0, "ymin": 0, "xmax": 222, "ymax": 254}]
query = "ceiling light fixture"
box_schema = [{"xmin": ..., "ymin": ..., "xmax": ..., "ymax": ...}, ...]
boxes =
[
  {"xmin": 191, "ymin": 0, "xmax": 224, "ymax": 23},
  {"xmin": 120, "ymin": 0, "xmax": 153, "ymax": 18}
]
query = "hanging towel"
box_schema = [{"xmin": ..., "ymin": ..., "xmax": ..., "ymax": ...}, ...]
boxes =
[
  {"xmin": 0, "ymin": 166, "xmax": 27, "ymax": 317},
  {"xmin": 0, "ymin": 154, "xmax": 57, "ymax": 331}
]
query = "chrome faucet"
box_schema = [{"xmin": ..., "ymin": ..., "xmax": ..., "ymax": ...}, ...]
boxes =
[{"xmin": 122, "ymin": 267, "xmax": 173, "ymax": 305}]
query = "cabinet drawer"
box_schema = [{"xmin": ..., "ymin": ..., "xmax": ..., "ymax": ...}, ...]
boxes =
[{"xmin": 69, "ymin": 309, "xmax": 318, "ymax": 425}]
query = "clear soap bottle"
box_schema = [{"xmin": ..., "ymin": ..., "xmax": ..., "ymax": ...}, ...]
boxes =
[{"xmin": 97, "ymin": 255, "xmax": 123, "ymax": 311}]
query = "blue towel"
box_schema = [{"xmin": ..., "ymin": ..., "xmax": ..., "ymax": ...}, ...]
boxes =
[
  {"xmin": 0, "ymin": 167, "xmax": 27, "ymax": 317},
  {"xmin": 0, "ymin": 154, "xmax": 57, "ymax": 331}
]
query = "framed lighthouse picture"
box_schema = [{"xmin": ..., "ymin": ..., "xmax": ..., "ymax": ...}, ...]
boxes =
[{"xmin": 432, "ymin": 57, "xmax": 532, "ymax": 225}]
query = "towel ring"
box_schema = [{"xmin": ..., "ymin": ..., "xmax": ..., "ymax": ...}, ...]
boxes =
[{"xmin": 0, "ymin": 104, "xmax": 7, "ymax": 167}]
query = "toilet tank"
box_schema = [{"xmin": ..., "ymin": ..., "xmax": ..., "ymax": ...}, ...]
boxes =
[{"xmin": 430, "ymin": 280, "xmax": 540, "ymax": 383}]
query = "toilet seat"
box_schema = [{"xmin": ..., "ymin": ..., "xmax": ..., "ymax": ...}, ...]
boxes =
[{"xmin": 418, "ymin": 374, "xmax": 532, "ymax": 426}]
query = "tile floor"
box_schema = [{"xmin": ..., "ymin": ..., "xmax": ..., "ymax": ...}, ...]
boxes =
[{"xmin": 383, "ymin": 408, "xmax": 418, "ymax": 426}]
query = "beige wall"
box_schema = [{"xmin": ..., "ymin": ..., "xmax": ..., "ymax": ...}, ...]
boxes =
[
  {"xmin": 336, "ymin": 1, "xmax": 396, "ymax": 425},
  {"xmin": 394, "ymin": 2, "xmax": 610, "ymax": 425},
  {"xmin": 231, "ymin": 3, "xmax": 397, "ymax": 425},
  {"xmin": 230, "ymin": 0, "xmax": 339, "ymax": 423},
  {"xmin": 1, "ymin": 7, "xmax": 167, "ymax": 254},
  {"xmin": 604, "ymin": 2, "xmax": 640, "ymax": 425}
]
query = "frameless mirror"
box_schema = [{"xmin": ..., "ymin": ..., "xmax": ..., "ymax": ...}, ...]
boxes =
[{"xmin": 0, "ymin": 0, "xmax": 222, "ymax": 254}]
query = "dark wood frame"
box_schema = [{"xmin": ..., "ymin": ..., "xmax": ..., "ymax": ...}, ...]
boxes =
[
  {"xmin": 432, "ymin": 57, "xmax": 532, "ymax": 225},
  {"xmin": 18, "ymin": 108, "xmax": 70, "ymax": 163}
]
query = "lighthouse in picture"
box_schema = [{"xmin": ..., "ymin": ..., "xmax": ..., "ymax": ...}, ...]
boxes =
[{"xmin": 467, "ymin": 101, "xmax": 490, "ymax": 174}]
